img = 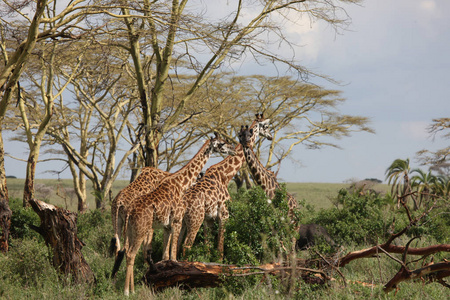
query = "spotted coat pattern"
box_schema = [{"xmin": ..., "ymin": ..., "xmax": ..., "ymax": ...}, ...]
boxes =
[
  {"xmin": 120, "ymin": 135, "xmax": 235, "ymax": 296},
  {"xmin": 180, "ymin": 115, "xmax": 273, "ymax": 259},
  {"xmin": 110, "ymin": 167, "xmax": 170, "ymax": 257},
  {"xmin": 238, "ymin": 126, "xmax": 298, "ymax": 219}
]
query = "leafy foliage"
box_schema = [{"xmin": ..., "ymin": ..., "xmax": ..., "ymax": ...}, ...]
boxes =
[
  {"xmin": 9, "ymin": 197, "xmax": 41, "ymax": 240},
  {"xmin": 225, "ymin": 185, "xmax": 301, "ymax": 265},
  {"xmin": 312, "ymin": 188, "xmax": 393, "ymax": 245}
]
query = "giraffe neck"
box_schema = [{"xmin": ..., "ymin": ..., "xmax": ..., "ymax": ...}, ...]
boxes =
[
  {"xmin": 242, "ymin": 146, "xmax": 279, "ymax": 197},
  {"xmin": 172, "ymin": 140, "xmax": 212, "ymax": 191},
  {"xmin": 204, "ymin": 123, "xmax": 259, "ymax": 184},
  {"xmin": 204, "ymin": 144, "xmax": 246, "ymax": 184}
]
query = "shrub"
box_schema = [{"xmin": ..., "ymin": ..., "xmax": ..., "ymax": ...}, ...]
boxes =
[
  {"xmin": 9, "ymin": 197, "xmax": 41, "ymax": 240},
  {"xmin": 312, "ymin": 188, "xmax": 393, "ymax": 245},
  {"xmin": 224, "ymin": 185, "xmax": 301, "ymax": 265}
]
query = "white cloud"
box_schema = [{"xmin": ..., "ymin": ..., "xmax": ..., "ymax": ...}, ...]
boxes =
[
  {"xmin": 400, "ymin": 121, "xmax": 429, "ymax": 140},
  {"xmin": 420, "ymin": 0, "xmax": 437, "ymax": 12}
]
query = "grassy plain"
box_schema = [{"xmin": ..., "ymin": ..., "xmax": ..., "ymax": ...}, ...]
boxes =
[
  {"xmin": 2, "ymin": 179, "xmax": 447, "ymax": 299},
  {"xmin": 6, "ymin": 178, "xmax": 389, "ymax": 212}
]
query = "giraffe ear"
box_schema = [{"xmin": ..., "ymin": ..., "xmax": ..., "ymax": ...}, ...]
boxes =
[{"xmin": 214, "ymin": 131, "xmax": 219, "ymax": 138}]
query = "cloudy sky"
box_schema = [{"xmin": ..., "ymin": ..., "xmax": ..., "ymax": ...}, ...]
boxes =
[
  {"xmin": 272, "ymin": 0, "xmax": 449, "ymax": 183},
  {"xmin": 4, "ymin": 0, "xmax": 449, "ymax": 183}
]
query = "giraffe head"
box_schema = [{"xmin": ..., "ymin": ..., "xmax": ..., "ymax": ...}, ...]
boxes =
[
  {"xmin": 253, "ymin": 113, "xmax": 273, "ymax": 141},
  {"xmin": 238, "ymin": 125, "xmax": 254, "ymax": 148},
  {"xmin": 209, "ymin": 132, "xmax": 236, "ymax": 156}
]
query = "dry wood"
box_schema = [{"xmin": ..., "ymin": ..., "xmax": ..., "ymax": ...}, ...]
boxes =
[
  {"xmin": 0, "ymin": 198, "xmax": 12, "ymax": 253},
  {"xmin": 338, "ymin": 243, "xmax": 450, "ymax": 267},
  {"xmin": 29, "ymin": 198, "xmax": 95, "ymax": 284},
  {"xmin": 143, "ymin": 259, "xmax": 330, "ymax": 291},
  {"xmin": 384, "ymin": 261, "xmax": 450, "ymax": 293}
]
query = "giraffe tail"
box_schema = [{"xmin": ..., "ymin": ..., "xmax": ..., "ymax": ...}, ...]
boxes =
[
  {"xmin": 111, "ymin": 211, "xmax": 131, "ymax": 278},
  {"xmin": 109, "ymin": 237, "xmax": 117, "ymax": 258},
  {"xmin": 109, "ymin": 192, "xmax": 121, "ymax": 257},
  {"xmin": 111, "ymin": 249, "xmax": 125, "ymax": 279}
]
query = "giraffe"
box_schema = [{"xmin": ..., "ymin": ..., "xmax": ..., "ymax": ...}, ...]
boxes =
[
  {"xmin": 238, "ymin": 125, "xmax": 299, "ymax": 227},
  {"xmin": 113, "ymin": 133, "xmax": 235, "ymax": 296},
  {"xmin": 179, "ymin": 114, "xmax": 273, "ymax": 259},
  {"xmin": 110, "ymin": 167, "xmax": 170, "ymax": 259}
]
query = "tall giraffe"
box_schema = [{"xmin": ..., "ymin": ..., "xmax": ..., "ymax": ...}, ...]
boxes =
[
  {"xmin": 179, "ymin": 114, "xmax": 273, "ymax": 259},
  {"xmin": 238, "ymin": 125, "xmax": 298, "ymax": 224},
  {"xmin": 110, "ymin": 167, "xmax": 170, "ymax": 259},
  {"xmin": 113, "ymin": 134, "xmax": 235, "ymax": 296}
]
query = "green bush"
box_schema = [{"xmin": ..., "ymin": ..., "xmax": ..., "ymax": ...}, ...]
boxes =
[
  {"xmin": 312, "ymin": 188, "xmax": 393, "ymax": 245},
  {"xmin": 9, "ymin": 197, "xmax": 41, "ymax": 240},
  {"xmin": 225, "ymin": 185, "xmax": 301, "ymax": 265}
]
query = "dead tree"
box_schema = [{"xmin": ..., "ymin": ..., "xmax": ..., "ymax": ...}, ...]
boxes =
[
  {"xmin": 29, "ymin": 198, "xmax": 95, "ymax": 284},
  {"xmin": 337, "ymin": 196, "xmax": 450, "ymax": 293},
  {"xmin": 0, "ymin": 197, "xmax": 12, "ymax": 253},
  {"xmin": 143, "ymin": 259, "xmax": 330, "ymax": 291}
]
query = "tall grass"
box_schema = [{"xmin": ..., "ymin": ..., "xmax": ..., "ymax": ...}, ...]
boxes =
[{"xmin": 1, "ymin": 181, "xmax": 446, "ymax": 299}]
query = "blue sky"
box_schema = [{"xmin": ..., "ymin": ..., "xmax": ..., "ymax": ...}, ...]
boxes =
[
  {"xmin": 4, "ymin": 0, "xmax": 449, "ymax": 183},
  {"xmin": 272, "ymin": 0, "xmax": 449, "ymax": 183}
]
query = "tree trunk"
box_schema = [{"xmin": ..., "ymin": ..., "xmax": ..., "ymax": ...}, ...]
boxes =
[
  {"xmin": 0, "ymin": 130, "xmax": 11, "ymax": 253},
  {"xmin": 77, "ymin": 170, "xmax": 87, "ymax": 212},
  {"xmin": 0, "ymin": 197, "xmax": 11, "ymax": 253},
  {"xmin": 23, "ymin": 153, "xmax": 37, "ymax": 207},
  {"xmin": 28, "ymin": 198, "xmax": 95, "ymax": 284}
]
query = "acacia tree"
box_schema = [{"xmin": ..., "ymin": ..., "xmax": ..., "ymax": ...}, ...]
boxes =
[
  {"xmin": 97, "ymin": 0, "xmax": 363, "ymax": 172},
  {"xmin": 0, "ymin": 0, "xmax": 49, "ymax": 252},
  {"xmin": 47, "ymin": 42, "xmax": 142, "ymax": 210},
  {"xmin": 417, "ymin": 118, "xmax": 450, "ymax": 177},
  {"xmin": 178, "ymin": 74, "xmax": 372, "ymax": 186},
  {"xmin": 242, "ymin": 76, "xmax": 373, "ymax": 170},
  {"xmin": 14, "ymin": 42, "xmax": 81, "ymax": 207},
  {"xmin": 0, "ymin": 0, "xmax": 106, "ymax": 249}
]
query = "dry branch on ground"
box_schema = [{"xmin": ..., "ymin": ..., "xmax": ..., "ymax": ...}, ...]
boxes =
[{"xmin": 143, "ymin": 259, "xmax": 330, "ymax": 291}]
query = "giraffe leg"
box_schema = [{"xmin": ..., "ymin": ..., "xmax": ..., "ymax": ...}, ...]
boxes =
[
  {"xmin": 124, "ymin": 241, "xmax": 141, "ymax": 296},
  {"xmin": 177, "ymin": 221, "xmax": 186, "ymax": 256},
  {"xmin": 182, "ymin": 220, "xmax": 202, "ymax": 257},
  {"xmin": 162, "ymin": 226, "xmax": 172, "ymax": 261},
  {"xmin": 182, "ymin": 207, "xmax": 204, "ymax": 257},
  {"xmin": 217, "ymin": 205, "xmax": 229, "ymax": 260},
  {"xmin": 170, "ymin": 215, "xmax": 183, "ymax": 261},
  {"xmin": 142, "ymin": 228, "xmax": 154, "ymax": 265},
  {"xmin": 203, "ymin": 219, "xmax": 214, "ymax": 254}
]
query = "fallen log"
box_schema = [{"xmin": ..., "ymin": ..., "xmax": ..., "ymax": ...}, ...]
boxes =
[
  {"xmin": 338, "ymin": 243, "xmax": 450, "ymax": 267},
  {"xmin": 29, "ymin": 198, "xmax": 95, "ymax": 284},
  {"xmin": 143, "ymin": 259, "xmax": 330, "ymax": 291},
  {"xmin": 384, "ymin": 261, "xmax": 450, "ymax": 293}
]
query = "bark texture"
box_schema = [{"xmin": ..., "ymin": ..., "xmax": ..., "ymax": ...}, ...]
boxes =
[
  {"xmin": 29, "ymin": 198, "xmax": 95, "ymax": 284},
  {"xmin": 143, "ymin": 259, "xmax": 329, "ymax": 291}
]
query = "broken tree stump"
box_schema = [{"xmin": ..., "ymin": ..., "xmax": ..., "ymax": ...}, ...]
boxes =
[
  {"xmin": 29, "ymin": 198, "xmax": 95, "ymax": 284},
  {"xmin": 143, "ymin": 259, "xmax": 330, "ymax": 291},
  {"xmin": 0, "ymin": 197, "xmax": 12, "ymax": 253}
]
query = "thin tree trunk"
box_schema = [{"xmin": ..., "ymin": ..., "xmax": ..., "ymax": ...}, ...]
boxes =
[{"xmin": 23, "ymin": 152, "xmax": 37, "ymax": 207}]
